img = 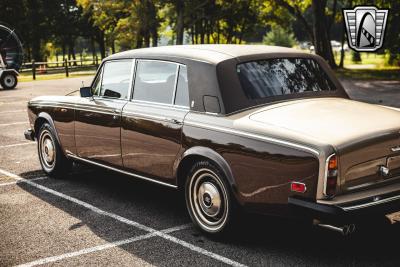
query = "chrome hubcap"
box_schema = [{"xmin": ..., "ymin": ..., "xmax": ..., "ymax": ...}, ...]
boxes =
[
  {"xmin": 189, "ymin": 168, "xmax": 229, "ymax": 232},
  {"xmin": 43, "ymin": 138, "xmax": 54, "ymax": 163},
  {"xmin": 40, "ymin": 131, "xmax": 55, "ymax": 170},
  {"xmin": 197, "ymin": 182, "xmax": 221, "ymax": 217}
]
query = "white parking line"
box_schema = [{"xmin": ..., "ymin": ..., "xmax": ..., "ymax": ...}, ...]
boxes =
[
  {"xmin": 0, "ymin": 168, "xmax": 246, "ymax": 267},
  {"xmin": 0, "ymin": 142, "xmax": 35, "ymax": 149},
  {"xmin": 0, "ymin": 176, "xmax": 47, "ymax": 187},
  {"xmin": 16, "ymin": 224, "xmax": 190, "ymax": 267},
  {"xmin": 0, "ymin": 109, "xmax": 26, "ymax": 114},
  {"xmin": 0, "ymin": 121, "xmax": 28, "ymax": 127}
]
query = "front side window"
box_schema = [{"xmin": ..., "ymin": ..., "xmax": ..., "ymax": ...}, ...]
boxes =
[
  {"xmin": 174, "ymin": 65, "xmax": 189, "ymax": 107},
  {"xmin": 237, "ymin": 58, "xmax": 336, "ymax": 100},
  {"xmin": 133, "ymin": 60, "xmax": 178, "ymax": 104},
  {"xmin": 100, "ymin": 60, "xmax": 133, "ymax": 99},
  {"xmin": 91, "ymin": 68, "xmax": 102, "ymax": 96}
]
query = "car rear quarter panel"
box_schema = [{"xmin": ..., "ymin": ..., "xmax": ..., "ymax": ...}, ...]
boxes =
[{"xmin": 181, "ymin": 119, "xmax": 320, "ymax": 216}]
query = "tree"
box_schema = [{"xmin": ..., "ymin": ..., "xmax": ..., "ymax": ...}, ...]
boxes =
[
  {"xmin": 263, "ymin": 25, "xmax": 297, "ymax": 47},
  {"xmin": 264, "ymin": 0, "xmax": 338, "ymax": 68}
]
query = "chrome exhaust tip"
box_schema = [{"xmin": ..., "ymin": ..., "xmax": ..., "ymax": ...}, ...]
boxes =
[{"xmin": 316, "ymin": 223, "xmax": 356, "ymax": 236}]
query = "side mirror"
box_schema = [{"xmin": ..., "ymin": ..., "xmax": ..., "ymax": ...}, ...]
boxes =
[{"xmin": 80, "ymin": 87, "xmax": 93, "ymax": 98}]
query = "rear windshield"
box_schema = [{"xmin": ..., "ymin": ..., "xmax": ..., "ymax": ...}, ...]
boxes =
[{"xmin": 237, "ymin": 58, "xmax": 336, "ymax": 100}]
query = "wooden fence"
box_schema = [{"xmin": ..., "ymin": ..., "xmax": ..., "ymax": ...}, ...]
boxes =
[{"xmin": 20, "ymin": 57, "xmax": 100, "ymax": 80}]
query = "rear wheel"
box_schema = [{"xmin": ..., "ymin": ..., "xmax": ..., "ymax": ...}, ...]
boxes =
[
  {"xmin": 0, "ymin": 73, "xmax": 17, "ymax": 89},
  {"xmin": 185, "ymin": 161, "xmax": 236, "ymax": 235},
  {"xmin": 38, "ymin": 123, "xmax": 72, "ymax": 177}
]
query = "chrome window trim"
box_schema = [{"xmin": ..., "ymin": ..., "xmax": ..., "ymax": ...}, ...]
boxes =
[
  {"xmin": 129, "ymin": 99, "xmax": 189, "ymax": 111},
  {"xmin": 171, "ymin": 65, "xmax": 180, "ymax": 104},
  {"xmin": 173, "ymin": 65, "xmax": 190, "ymax": 108},
  {"xmin": 67, "ymin": 154, "xmax": 178, "ymax": 189},
  {"xmin": 90, "ymin": 62, "xmax": 104, "ymax": 94},
  {"xmin": 184, "ymin": 121, "xmax": 320, "ymax": 156},
  {"xmin": 131, "ymin": 59, "xmax": 189, "ymax": 109}
]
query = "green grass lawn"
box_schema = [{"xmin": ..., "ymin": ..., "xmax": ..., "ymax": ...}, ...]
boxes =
[
  {"xmin": 332, "ymin": 51, "xmax": 400, "ymax": 80},
  {"xmin": 19, "ymin": 70, "xmax": 96, "ymax": 82}
]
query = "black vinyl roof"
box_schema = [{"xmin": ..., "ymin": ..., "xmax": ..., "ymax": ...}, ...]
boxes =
[
  {"xmin": 107, "ymin": 44, "xmax": 299, "ymax": 64},
  {"xmin": 107, "ymin": 45, "xmax": 348, "ymax": 114}
]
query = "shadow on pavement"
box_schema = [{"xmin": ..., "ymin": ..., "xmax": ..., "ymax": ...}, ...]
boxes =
[{"xmin": 17, "ymin": 163, "xmax": 400, "ymax": 266}]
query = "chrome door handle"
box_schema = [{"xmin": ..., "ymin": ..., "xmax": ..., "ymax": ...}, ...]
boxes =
[
  {"xmin": 168, "ymin": 118, "xmax": 182, "ymax": 124},
  {"xmin": 60, "ymin": 108, "xmax": 68, "ymax": 112}
]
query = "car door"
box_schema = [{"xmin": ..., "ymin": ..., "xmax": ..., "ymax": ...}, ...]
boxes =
[
  {"xmin": 75, "ymin": 59, "xmax": 135, "ymax": 167},
  {"xmin": 121, "ymin": 60, "xmax": 190, "ymax": 184}
]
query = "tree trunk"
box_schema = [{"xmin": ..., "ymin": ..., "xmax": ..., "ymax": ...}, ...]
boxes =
[
  {"xmin": 175, "ymin": 0, "xmax": 185, "ymax": 45},
  {"xmin": 96, "ymin": 31, "xmax": 106, "ymax": 59},
  {"xmin": 312, "ymin": 0, "xmax": 336, "ymax": 68},
  {"xmin": 69, "ymin": 39, "xmax": 77, "ymax": 66},
  {"xmin": 111, "ymin": 39, "xmax": 115, "ymax": 54},
  {"xmin": 339, "ymin": 25, "xmax": 345, "ymax": 68},
  {"xmin": 151, "ymin": 27, "xmax": 158, "ymax": 47},
  {"xmin": 90, "ymin": 37, "xmax": 96, "ymax": 64},
  {"xmin": 62, "ymin": 42, "xmax": 66, "ymax": 61}
]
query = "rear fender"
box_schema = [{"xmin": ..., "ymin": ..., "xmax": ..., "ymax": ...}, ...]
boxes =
[{"xmin": 177, "ymin": 146, "xmax": 238, "ymax": 195}]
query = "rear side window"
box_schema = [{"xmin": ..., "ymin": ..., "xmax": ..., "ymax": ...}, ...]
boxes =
[
  {"xmin": 174, "ymin": 65, "xmax": 189, "ymax": 107},
  {"xmin": 100, "ymin": 60, "xmax": 133, "ymax": 99},
  {"xmin": 237, "ymin": 58, "xmax": 336, "ymax": 99},
  {"xmin": 133, "ymin": 60, "xmax": 178, "ymax": 104}
]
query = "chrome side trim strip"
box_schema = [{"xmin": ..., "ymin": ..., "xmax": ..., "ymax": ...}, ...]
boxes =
[
  {"xmin": 67, "ymin": 154, "xmax": 178, "ymax": 189},
  {"xmin": 341, "ymin": 194, "xmax": 400, "ymax": 211},
  {"xmin": 184, "ymin": 121, "xmax": 320, "ymax": 156},
  {"xmin": 30, "ymin": 104, "xmax": 118, "ymax": 116},
  {"xmin": 122, "ymin": 111, "xmax": 169, "ymax": 122}
]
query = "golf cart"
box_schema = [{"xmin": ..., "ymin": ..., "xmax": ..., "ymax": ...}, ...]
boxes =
[{"xmin": 0, "ymin": 24, "xmax": 23, "ymax": 89}]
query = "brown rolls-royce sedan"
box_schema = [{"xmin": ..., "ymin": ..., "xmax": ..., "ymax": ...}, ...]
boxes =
[{"xmin": 24, "ymin": 45, "xmax": 400, "ymax": 235}]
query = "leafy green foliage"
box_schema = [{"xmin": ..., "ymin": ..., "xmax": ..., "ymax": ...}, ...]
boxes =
[{"xmin": 263, "ymin": 26, "xmax": 297, "ymax": 47}]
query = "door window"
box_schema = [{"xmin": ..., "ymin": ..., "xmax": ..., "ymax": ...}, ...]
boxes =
[
  {"xmin": 100, "ymin": 60, "xmax": 133, "ymax": 99},
  {"xmin": 91, "ymin": 68, "xmax": 102, "ymax": 96},
  {"xmin": 174, "ymin": 65, "xmax": 189, "ymax": 107},
  {"xmin": 133, "ymin": 60, "xmax": 178, "ymax": 104}
]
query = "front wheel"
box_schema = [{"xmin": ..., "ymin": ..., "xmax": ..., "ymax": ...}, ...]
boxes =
[
  {"xmin": 38, "ymin": 123, "xmax": 72, "ymax": 177},
  {"xmin": 0, "ymin": 72, "xmax": 18, "ymax": 89},
  {"xmin": 185, "ymin": 161, "xmax": 235, "ymax": 235}
]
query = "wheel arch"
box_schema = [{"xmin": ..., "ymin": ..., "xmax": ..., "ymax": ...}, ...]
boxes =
[
  {"xmin": 34, "ymin": 112, "xmax": 61, "ymax": 146},
  {"xmin": 0, "ymin": 69, "xmax": 19, "ymax": 78},
  {"xmin": 176, "ymin": 146, "xmax": 238, "ymax": 197}
]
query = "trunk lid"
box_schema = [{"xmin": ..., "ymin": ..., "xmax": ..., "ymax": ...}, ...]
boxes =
[{"xmin": 248, "ymin": 98, "xmax": 400, "ymax": 192}]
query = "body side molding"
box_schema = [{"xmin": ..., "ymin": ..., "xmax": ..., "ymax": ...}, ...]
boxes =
[{"xmin": 67, "ymin": 154, "xmax": 178, "ymax": 189}]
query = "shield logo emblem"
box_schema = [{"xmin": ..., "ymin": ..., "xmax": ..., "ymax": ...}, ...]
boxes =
[{"xmin": 343, "ymin": 6, "xmax": 389, "ymax": 52}]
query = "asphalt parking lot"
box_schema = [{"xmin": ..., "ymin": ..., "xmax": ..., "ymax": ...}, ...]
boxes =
[{"xmin": 1, "ymin": 77, "xmax": 400, "ymax": 267}]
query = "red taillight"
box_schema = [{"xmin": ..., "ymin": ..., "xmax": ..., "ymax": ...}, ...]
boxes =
[
  {"xmin": 325, "ymin": 154, "xmax": 338, "ymax": 198},
  {"xmin": 291, "ymin": 182, "xmax": 307, "ymax": 193}
]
